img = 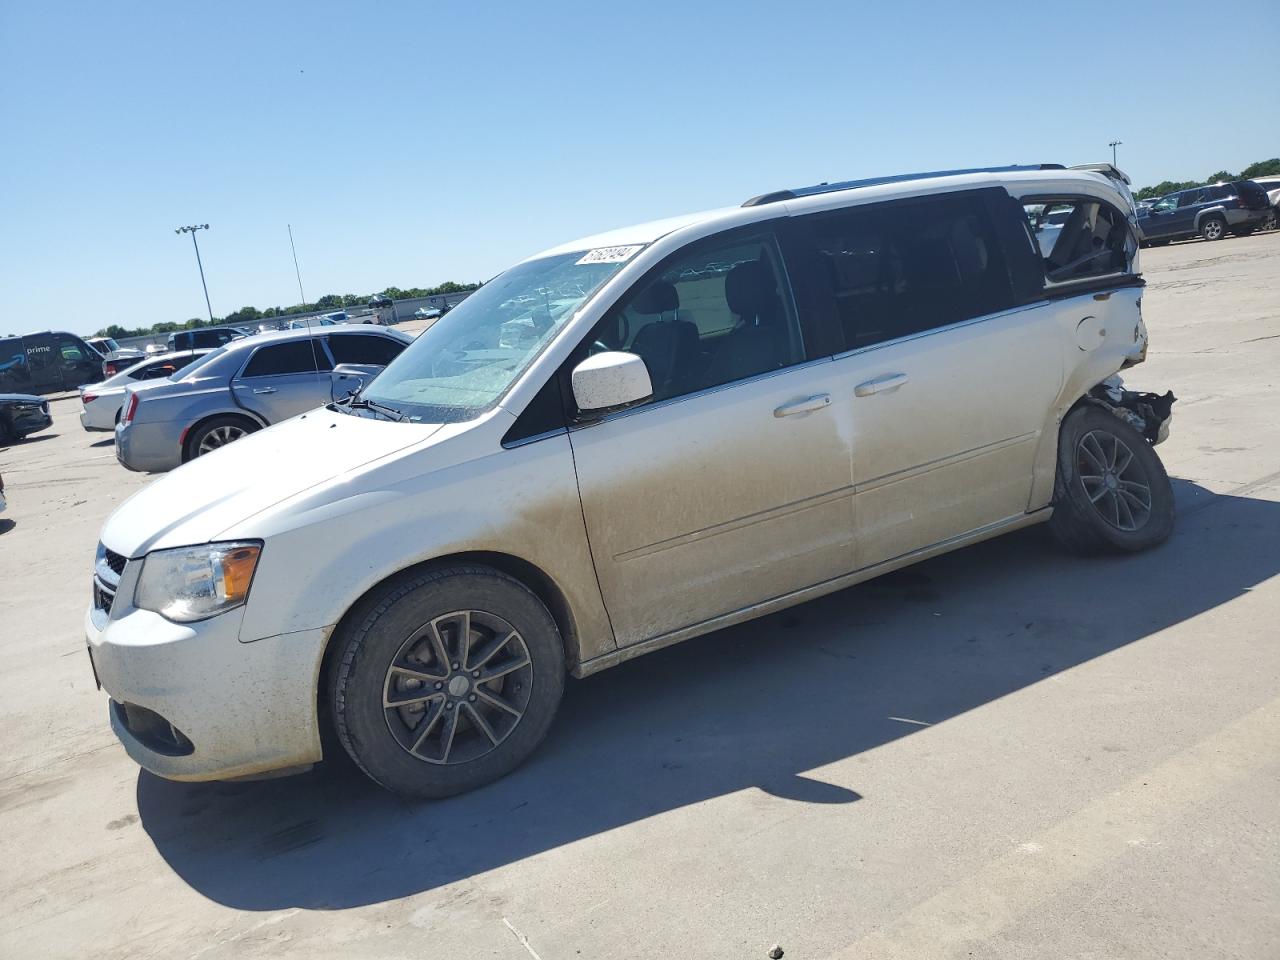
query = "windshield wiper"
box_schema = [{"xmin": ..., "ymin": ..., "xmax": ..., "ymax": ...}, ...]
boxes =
[{"xmin": 332, "ymin": 394, "xmax": 406, "ymax": 422}]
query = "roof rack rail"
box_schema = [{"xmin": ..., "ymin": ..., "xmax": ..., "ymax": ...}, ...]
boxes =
[{"xmin": 741, "ymin": 164, "xmax": 1067, "ymax": 207}]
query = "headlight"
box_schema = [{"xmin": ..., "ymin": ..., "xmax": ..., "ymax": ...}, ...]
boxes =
[{"xmin": 134, "ymin": 541, "xmax": 262, "ymax": 622}]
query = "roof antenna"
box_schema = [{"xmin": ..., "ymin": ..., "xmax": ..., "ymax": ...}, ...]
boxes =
[{"xmin": 289, "ymin": 224, "xmax": 326, "ymax": 396}]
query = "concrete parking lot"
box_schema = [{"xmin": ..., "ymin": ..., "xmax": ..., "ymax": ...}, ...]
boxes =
[{"xmin": 2, "ymin": 235, "xmax": 1278, "ymax": 960}]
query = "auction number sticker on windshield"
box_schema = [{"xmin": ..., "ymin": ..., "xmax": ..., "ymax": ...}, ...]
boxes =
[{"xmin": 577, "ymin": 245, "xmax": 644, "ymax": 265}]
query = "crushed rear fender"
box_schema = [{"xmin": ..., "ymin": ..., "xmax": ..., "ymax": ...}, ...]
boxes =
[{"xmin": 1086, "ymin": 375, "xmax": 1175, "ymax": 445}]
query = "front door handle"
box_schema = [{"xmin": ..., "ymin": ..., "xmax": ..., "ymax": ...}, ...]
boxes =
[
  {"xmin": 773, "ymin": 394, "xmax": 831, "ymax": 418},
  {"xmin": 252, "ymin": 387, "xmax": 277, "ymax": 395},
  {"xmin": 854, "ymin": 373, "xmax": 908, "ymax": 397}
]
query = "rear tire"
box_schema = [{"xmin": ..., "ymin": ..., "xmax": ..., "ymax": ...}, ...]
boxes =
[
  {"xmin": 329, "ymin": 564, "xmax": 566, "ymax": 799},
  {"xmin": 1049, "ymin": 406, "xmax": 1174, "ymax": 555},
  {"xmin": 1199, "ymin": 215, "xmax": 1226, "ymax": 241},
  {"xmin": 184, "ymin": 414, "xmax": 259, "ymax": 461}
]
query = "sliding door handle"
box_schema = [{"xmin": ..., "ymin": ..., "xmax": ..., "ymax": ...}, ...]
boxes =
[
  {"xmin": 773, "ymin": 394, "xmax": 831, "ymax": 418},
  {"xmin": 854, "ymin": 373, "xmax": 908, "ymax": 397}
]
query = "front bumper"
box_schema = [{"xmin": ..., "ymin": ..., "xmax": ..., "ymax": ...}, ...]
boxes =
[{"xmin": 85, "ymin": 599, "xmax": 328, "ymax": 782}]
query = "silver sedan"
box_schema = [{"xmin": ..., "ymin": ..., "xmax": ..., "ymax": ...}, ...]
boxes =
[{"xmin": 114, "ymin": 326, "xmax": 411, "ymax": 472}]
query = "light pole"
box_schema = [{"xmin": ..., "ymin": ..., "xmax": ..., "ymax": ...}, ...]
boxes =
[
  {"xmin": 174, "ymin": 224, "xmax": 213, "ymax": 322},
  {"xmin": 1108, "ymin": 140, "xmax": 1123, "ymax": 167}
]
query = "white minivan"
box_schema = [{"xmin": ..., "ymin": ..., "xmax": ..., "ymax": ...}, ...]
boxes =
[{"xmin": 86, "ymin": 164, "xmax": 1176, "ymax": 798}]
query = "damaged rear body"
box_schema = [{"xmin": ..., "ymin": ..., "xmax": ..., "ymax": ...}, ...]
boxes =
[{"xmin": 1088, "ymin": 376, "xmax": 1176, "ymax": 446}]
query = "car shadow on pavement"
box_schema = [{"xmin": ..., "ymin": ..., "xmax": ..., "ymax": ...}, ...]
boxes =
[
  {"xmin": 0, "ymin": 519, "xmax": 14, "ymax": 535},
  {"xmin": 89, "ymin": 438, "xmax": 114, "ymax": 448},
  {"xmin": 136, "ymin": 478, "xmax": 1280, "ymax": 910}
]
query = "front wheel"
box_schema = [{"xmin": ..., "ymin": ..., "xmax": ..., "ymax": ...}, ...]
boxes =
[
  {"xmin": 1200, "ymin": 216, "xmax": 1226, "ymax": 241},
  {"xmin": 329, "ymin": 565, "xmax": 565, "ymax": 798},
  {"xmin": 1049, "ymin": 406, "xmax": 1174, "ymax": 554}
]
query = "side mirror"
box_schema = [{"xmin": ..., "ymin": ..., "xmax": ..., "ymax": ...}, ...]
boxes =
[
  {"xmin": 571, "ymin": 351, "xmax": 652, "ymax": 418},
  {"xmin": 330, "ymin": 362, "xmax": 382, "ymax": 401}
]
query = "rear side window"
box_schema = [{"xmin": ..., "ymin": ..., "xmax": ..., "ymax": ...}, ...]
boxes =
[
  {"xmin": 327, "ymin": 334, "xmax": 403, "ymax": 366},
  {"xmin": 240, "ymin": 340, "xmax": 332, "ymax": 377},
  {"xmin": 1023, "ymin": 200, "xmax": 1136, "ymax": 284},
  {"xmin": 803, "ymin": 190, "xmax": 1014, "ymax": 349}
]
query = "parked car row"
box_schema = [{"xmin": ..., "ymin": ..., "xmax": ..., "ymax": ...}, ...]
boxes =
[
  {"xmin": 114, "ymin": 326, "xmax": 411, "ymax": 471},
  {"xmin": 79, "ymin": 349, "xmax": 212, "ymax": 431},
  {"xmin": 1137, "ymin": 179, "xmax": 1273, "ymax": 245},
  {"xmin": 86, "ymin": 162, "xmax": 1176, "ymax": 800}
]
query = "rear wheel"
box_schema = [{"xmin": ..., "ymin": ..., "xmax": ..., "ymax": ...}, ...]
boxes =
[
  {"xmin": 1049, "ymin": 406, "xmax": 1173, "ymax": 554},
  {"xmin": 1199, "ymin": 215, "xmax": 1226, "ymax": 241},
  {"xmin": 329, "ymin": 564, "xmax": 566, "ymax": 798},
  {"xmin": 185, "ymin": 415, "xmax": 258, "ymax": 460}
]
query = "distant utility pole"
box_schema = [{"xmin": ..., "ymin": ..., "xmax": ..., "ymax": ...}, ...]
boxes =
[
  {"xmin": 1109, "ymin": 140, "xmax": 1123, "ymax": 167},
  {"xmin": 288, "ymin": 224, "xmax": 308, "ymax": 309},
  {"xmin": 174, "ymin": 224, "xmax": 213, "ymax": 322}
]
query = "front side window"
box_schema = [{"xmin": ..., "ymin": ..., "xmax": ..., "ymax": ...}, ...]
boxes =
[
  {"xmin": 362, "ymin": 250, "xmax": 637, "ymax": 422},
  {"xmin": 808, "ymin": 192, "xmax": 1013, "ymax": 350},
  {"xmin": 1024, "ymin": 200, "xmax": 1136, "ymax": 284},
  {"xmin": 576, "ymin": 232, "xmax": 804, "ymax": 404},
  {"xmin": 58, "ymin": 339, "xmax": 88, "ymax": 362},
  {"xmin": 328, "ymin": 333, "xmax": 403, "ymax": 366},
  {"xmin": 240, "ymin": 340, "xmax": 332, "ymax": 377}
]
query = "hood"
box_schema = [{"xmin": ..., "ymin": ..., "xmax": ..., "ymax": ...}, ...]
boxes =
[{"xmin": 102, "ymin": 407, "xmax": 440, "ymax": 557}]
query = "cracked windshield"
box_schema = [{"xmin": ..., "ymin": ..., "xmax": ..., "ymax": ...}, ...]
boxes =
[{"xmin": 361, "ymin": 249, "xmax": 641, "ymax": 422}]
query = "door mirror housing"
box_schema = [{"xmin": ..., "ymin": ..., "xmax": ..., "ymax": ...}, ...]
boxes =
[
  {"xmin": 330, "ymin": 362, "xmax": 381, "ymax": 401},
  {"xmin": 571, "ymin": 351, "xmax": 653, "ymax": 418}
]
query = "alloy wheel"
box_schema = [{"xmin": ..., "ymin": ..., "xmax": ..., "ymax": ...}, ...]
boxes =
[
  {"xmin": 196, "ymin": 424, "xmax": 248, "ymax": 455},
  {"xmin": 1075, "ymin": 429, "xmax": 1152, "ymax": 532},
  {"xmin": 382, "ymin": 609, "xmax": 533, "ymax": 765},
  {"xmin": 1202, "ymin": 219, "xmax": 1224, "ymax": 240}
]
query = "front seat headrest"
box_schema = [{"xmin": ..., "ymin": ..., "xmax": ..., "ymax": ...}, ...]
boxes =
[
  {"xmin": 725, "ymin": 260, "xmax": 774, "ymax": 323},
  {"xmin": 632, "ymin": 280, "xmax": 679, "ymax": 315}
]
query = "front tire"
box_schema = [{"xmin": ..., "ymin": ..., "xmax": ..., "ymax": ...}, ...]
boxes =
[
  {"xmin": 329, "ymin": 565, "xmax": 566, "ymax": 798},
  {"xmin": 1199, "ymin": 215, "xmax": 1226, "ymax": 241},
  {"xmin": 1049, "ymin": 406, "xmax": 1174, "ymax": 555}
]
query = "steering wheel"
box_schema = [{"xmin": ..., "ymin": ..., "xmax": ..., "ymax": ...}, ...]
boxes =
[{"xmin": 591, "ymin": 340, "xmax": 612, "ymax": 354}]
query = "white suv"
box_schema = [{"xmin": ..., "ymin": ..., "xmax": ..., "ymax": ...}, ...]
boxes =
[{"xmin": 86, "ymin": 164, "xmax": 1175, "ymax": 798}]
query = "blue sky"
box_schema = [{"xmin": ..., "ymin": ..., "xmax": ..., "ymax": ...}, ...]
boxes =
[{"xmin": 2, "ymin": 0, "xmax": 1275, "ymax": 335}]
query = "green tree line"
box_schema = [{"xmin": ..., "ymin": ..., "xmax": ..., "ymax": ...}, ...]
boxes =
[
  {"xmin": 97, "ymin": 281, "xmax": 480, "ymax": 340},
  {"xmin": 1134, "ymin": 157, "xmax": 1280, "ymax": 201}
]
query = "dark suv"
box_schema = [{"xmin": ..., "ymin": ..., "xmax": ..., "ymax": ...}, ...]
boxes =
[
  {"xmin": 165, "ymin": 326, "xmax": 245, "ymax": 351},
  {"xmin": 1137, "ymin": 180, "xmax": 1271, "ymax": 244}
]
